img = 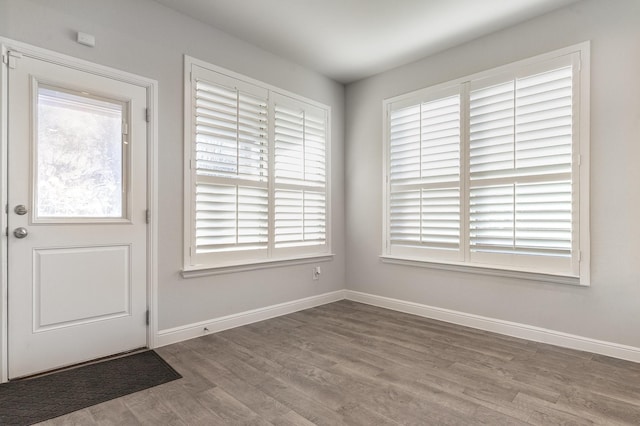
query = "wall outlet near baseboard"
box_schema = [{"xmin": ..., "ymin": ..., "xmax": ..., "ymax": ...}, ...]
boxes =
[{"xmin": 312, "ymin": 266, "xmax": 321, "ymax": 280}]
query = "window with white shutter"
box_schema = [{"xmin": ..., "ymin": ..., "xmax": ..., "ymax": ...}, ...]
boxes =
[
  {"xmin": 192, "ymin": 73, "xmax": 269, "ymax": 260},
  {"xmin": 387, "ymin": 89, "xmax": 462, "ymax": 261},
  {"xmin": 184, "ymin": 58, "xmax": 331, "ymax": 271},
  {"xmin": 383, "ymin": 44, "xmax": 590, "ymax": 284}
]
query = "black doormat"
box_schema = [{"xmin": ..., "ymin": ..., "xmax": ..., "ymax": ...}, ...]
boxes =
[{"xmin": 0, "ymin": 350, "xmax": 181, "ymax": 425}]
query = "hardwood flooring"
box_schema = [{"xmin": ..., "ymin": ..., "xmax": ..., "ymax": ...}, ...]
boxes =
[{"xmin": 39, "ymin": 300, "xmax": 640, "ymax": 425}]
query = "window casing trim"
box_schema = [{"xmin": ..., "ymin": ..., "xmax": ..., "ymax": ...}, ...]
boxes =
[{"xmin": 382, "ymin": 42, "xmax": 590, "ymax": 286}]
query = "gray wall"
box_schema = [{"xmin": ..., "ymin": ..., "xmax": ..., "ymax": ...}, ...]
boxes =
[
  {"xmin": 0, "ymin": 0, "xmax": 346, "ymax": 331},
  {"xmin": 345, "ymin": 0, "xmax": 640, "ymax": 347},
  {"xmin": 2, "ymin": 0, "xmax": 639, "ymax": 356}
]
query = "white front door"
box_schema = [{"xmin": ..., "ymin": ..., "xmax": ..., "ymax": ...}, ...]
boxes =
[{"xmin": 7, "ymin": 52, "xmax": 148, "ymax": 379}]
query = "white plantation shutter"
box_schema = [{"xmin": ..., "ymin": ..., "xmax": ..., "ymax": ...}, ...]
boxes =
[
  {"xmin": 191, "ymin": 66, "xmax": 269, "ymax": 257},
  {"xmin": 388, "ymin": 93, "xmax": 461, "ymax": 253},
  {"xmin": 274, "ymin": 96, "xmax": 327, "ymax": 249},
  {"xmin": 384, "ymin": 48, "xmax": 586, "ymax": 280},
  {"xmin": 469, "ymin": 65, "xmax": 573, "ymax": 259},
  {"xmin": 185, "ymin": 59, "xmax": 331, "ymax": 269}
]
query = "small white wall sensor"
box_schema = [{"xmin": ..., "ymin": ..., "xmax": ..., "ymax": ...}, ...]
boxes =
[{"xmin": 77, "ymin": 32, "xmax": 96, "ymax": 47}]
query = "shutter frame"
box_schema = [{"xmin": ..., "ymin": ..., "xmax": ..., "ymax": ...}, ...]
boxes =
[
  {"xmin": 273, "ymin": 93, "xmax": 328, "ymax": 252},
  {"xmin": 185, "ymin": 60, "xmax": 331, "ymax": 269},
  {"xmin": 469, "ymin": 63, "xmax": 574, "ymax": 259},
  {"xmin": 383, "ymin": 47, "xmax": 586, "ymax": 280},
  {"xmin": 387, "ymin": 88, "xmax": 462, "ymax": 256}
]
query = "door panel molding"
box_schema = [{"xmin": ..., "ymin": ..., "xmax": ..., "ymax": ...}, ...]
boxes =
[
  {"xmin": 0, "ymin": 38, "xmax": 158, "ymax": 382},
  {"xmin": 34, "ymin": 244, "xmax": 132, "ymax": 332}
]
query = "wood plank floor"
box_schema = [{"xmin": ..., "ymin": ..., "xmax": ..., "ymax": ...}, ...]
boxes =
[{"xmin": 40, "ymin": 300, "xmax": 640, "ymax": 425}]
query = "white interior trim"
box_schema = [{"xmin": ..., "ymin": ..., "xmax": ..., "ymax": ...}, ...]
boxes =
[
  {"xmin": 345, "ymin": 290, "xmax": 640, "ymax": 363},
  {"xmin": 0, "ymin": 38, "xmax": 159, "ymax": 382},
  {"xmin": 156, "ymin": 290, "xmax": 346, "ymax": 347},
  {"xmin": 146, "ymin": 65, "xmax": 159, "ymax": 352},
  {"xmin": 0, "ymin": 43, "xmax": 9, "ymax": 383},
  {"xmin": 380, "ymin": 255, "xmax": 580, "ymax": 286},
  {"xmin": 156, "ymin": 287, "xmax": 640, "ymax": 364}
]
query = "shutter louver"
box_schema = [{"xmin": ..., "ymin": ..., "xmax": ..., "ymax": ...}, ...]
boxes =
[
  {"xmin": 390, "ymin": 190, "xmax": 421, "ymax": 244},
  {"xmin": 390, "ymin": 188, "xmax": 460, "ymax": 249},
  {"xmin": 469, "ymin": 66, "xmax": 573, "ymax": 258},
  {"xmin": 515, "ymin": 67, "xmax": 573, "ymax": 176},
  {"xmin": 469, "ymin": 185, "xmax": 515, "ymax": 253},
  {"xmin": 195, "ymin": 80, "xmax": 268, "ymax": 182},
  {"xmin": 274, "ymin": 104, "xmax": 326, "ymax": 187},
  {"xmin": 388, "ymin": 94, "xmax": 461, "ymax": 251},
  {"xmin": 469, "ymin": 82, "xmax": 515, "ymax": 179},
  {"xmin": 195, "ymin": 183, "xmax": 268, "ymax": 253},
  {"xmin": 274, "ymin": 99, "xmax": 327, "ymax": 248},
  {"xmin": 515, "ymin": 181, "xmax": 572, "ymax": 255},
  {"xmin": 389, "ymin": 105, "xmax": 421, "ymax": 184},
  {"xmin": 274, "ymin": 189, "xmax": 326, "ymax": 247},
  {"xmin": 470, "ymin": 181, "xmax": 572, "ymax": 256},
  {"xmin": 193, "ymin": 78, "xmax": 269, "ymax": 254}
]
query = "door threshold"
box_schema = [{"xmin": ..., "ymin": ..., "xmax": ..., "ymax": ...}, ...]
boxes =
[{"xmin": 11, "ymin": 347, "xmax": 149, "ymax": 381}]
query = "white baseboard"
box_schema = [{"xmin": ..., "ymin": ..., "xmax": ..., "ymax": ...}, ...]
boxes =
[
  {"xmin": 156, "ymin": 290, "xmax": 346, "ymax": 347},
  {"xmin": 345, "ymin": 290, "xmax": 640, "ymax": 363},
  {"xmin": 155, "ymin": 287, "xmax": 640, "ymax": 364}
]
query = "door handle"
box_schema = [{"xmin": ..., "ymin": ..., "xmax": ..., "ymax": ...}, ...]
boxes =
[{"xmin": 13, "ymin": 227, "xmax": 28, "ymax": 239}]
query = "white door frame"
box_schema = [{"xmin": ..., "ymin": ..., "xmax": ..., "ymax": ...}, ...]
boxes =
[{"xmin": 0, "ymin": 38, "xmax": 159, "ymax": 383}]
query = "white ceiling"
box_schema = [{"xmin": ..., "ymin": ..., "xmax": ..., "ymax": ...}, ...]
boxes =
[{"xmin": 153, "ymin": 0, "xmax": 581, "ymax": 83}]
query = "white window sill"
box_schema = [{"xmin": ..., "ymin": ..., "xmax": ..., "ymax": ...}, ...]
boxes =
[
  {"xmin": 379, "ymin": 255, "xmax": 584, "ymax": 287},
  {"xmin": 182, "ymin": 254, "xmax": 335, "ymax": 278}
]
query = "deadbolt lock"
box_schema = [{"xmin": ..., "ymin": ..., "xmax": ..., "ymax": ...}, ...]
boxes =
[{"xmin": 14, "ymin": 205, "xmax": 27, "ymax": 215}]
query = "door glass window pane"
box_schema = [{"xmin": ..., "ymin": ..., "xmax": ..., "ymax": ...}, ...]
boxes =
[{"xmin": 36, "ymin": 86, "xmax": 126, "ymax": 218}]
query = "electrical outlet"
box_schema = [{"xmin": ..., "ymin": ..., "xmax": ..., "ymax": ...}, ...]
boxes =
[{"xmin": 312, "ymin": 266, "xmax": 321, "ymax": 280}]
